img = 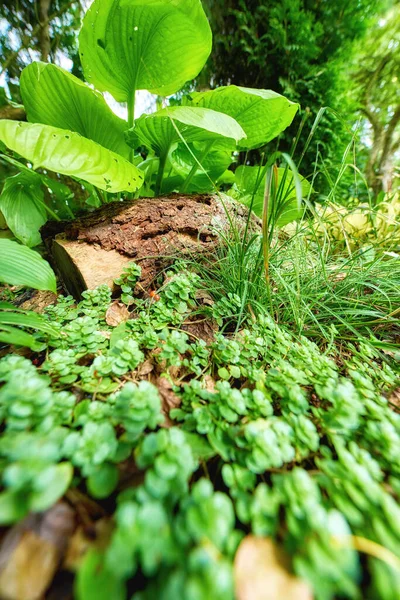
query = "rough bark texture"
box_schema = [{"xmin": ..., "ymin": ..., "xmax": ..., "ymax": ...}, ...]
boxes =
[
  {"xmin": 42, "ymin": 194, "xmax": 252, "ymax": 299},
  {"xmin": 0, "ymin": 106, "xmax": 26, "ymax": 121},
  {"xmin": 38, "ymin": 0, "xmax": 51, "ymax": 62}
]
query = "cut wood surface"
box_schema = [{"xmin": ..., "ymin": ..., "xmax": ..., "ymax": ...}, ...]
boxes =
[{"xmin": 42, "ymin": 194, "xmax": 253, "ymax": 298}]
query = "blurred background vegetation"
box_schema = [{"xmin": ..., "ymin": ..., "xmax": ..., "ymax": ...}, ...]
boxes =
[{"xmin": 1, "ymin": 0, "xmax": 399, "ymax": 198}]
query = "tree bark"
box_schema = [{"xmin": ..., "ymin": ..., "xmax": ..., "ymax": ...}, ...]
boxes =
[
  {"xmin": 0, "ymin": 106, "xmax": 26, "ymax": 121},
  {"xmin": 38, "ymin": 0, "xmax": 52, "ymax": 62},
  {"xmin": 41, "ymin": 194, "xmax": 255, "ymax": 299}
]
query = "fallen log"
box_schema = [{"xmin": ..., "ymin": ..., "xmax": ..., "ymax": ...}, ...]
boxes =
[{"xmin": 42, "ymin": 194, "xmax": 253, "ymax": 299}]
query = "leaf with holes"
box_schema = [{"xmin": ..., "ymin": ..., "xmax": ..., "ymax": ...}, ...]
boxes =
[
  {"xmin": 0, "ymin": 120, "xmax": 144, "ymax": 193},
  {"xmin": 126, "ymin": 106, "xmax": 245, "ymax": 159},
  {"xmin": 79, "ymin": 0, "xmax": 212, "ymax": 101}
]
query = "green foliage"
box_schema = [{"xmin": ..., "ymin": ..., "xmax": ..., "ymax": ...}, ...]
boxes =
[
  {"xmin": 0, "ymin": 171, "xmax": 47, "ymax": 247},
  {"xmin": 349, "ymin": 5, "xmax": 400, "ymax": 192},
  {"xmin": 185, "ymin": 86, "xmax": 298, "ymax": 151},
  {"xmin": 111, "ymin": 382, "xmax": 164, "ymax": 442},
  {"xmin": 0, "ymin": 1, "xmax": 399, "ymax": 599},
  {"xmin": 0, "ymin": 265, "xmax": 398, "ymax": 599},
  {"xmin": 202, "ymin": 0, "xmax": 386, "ymax": 175},
  {"xmin": 233, "ymin": 163, "xmax": 311, "ymax": 225},
  {"xmin": 127, "ymin": 106, "xmax": 246, "ymax": 154},
  {"xmin": 0, "ymin": 120, "xmax": 144, "ymax": 193},
  {"xmin": 0, "ymin": 239, "xmax": 56, "ymax": 292},
  {"xmin": 0, "ymin": 0, "xmax": 302, "ymax": 240},
  {"xmin": 21, "ymin": 62, "xmax": 131, "ymax": 158},
  {"xmin": 79, "ymin": 0, "xmax": 212, "ymax": 102},
  {"xmin": 114, "ymin": 263, "xmax": 142, "ymax": 306},
  {"xmin": 0, "ymin": 303, "xmax": 59, "ymax": 351}
]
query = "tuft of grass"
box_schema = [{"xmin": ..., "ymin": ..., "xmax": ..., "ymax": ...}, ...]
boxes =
[{"xmin": 182, "ymin": 213, "xmax": 400, "ymax": 354}]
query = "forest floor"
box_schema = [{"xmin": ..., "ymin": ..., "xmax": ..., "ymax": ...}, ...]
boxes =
[{"xmin": 0, "ymin": 216, "xmax": 399, "ymax": 600}]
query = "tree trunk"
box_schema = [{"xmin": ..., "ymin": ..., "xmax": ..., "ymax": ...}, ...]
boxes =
[
  {"xmin": 39, "ymin": 0, "xmax": 52, "ymax": 62},
  {"xmin": 0, "ymin": 106, "xmax": 26, "ymax": 121},
  {"xmin": 41, "ymin": 194, "xmax": 254, "ymax": 299}
]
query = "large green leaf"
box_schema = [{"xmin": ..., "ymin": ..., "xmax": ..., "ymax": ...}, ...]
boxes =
[
  {"xmin": 0, "ymin": 325, "xmax": 44, "ymax": 351},
  {"xmin": 166, "ymin": 141, "xmax": 233, "ymax": 192},
  {"xmin": 0, "ymin": 309, "xmax": 59, "ymax": 337},
  {"xmin": 0, "ymin": 239, "xmax": 57, "ymax": 292},
  {"xmin": 0, "ymin": 120, "xmax": 144, "ymax": 193},
  {"xmin": 235, "ymin": 165, "xmax": 311, "ymax": 226},
  {"xmin": 126, "ymin": 106, "xmax": 246, "ymax": 157},
  {"xmin": 0, "ymin": 171, "xmax": 47, "ymax": 247},
  {"xmin": 79, "ymin": 0, "xmax": 212, "ymax": 101},
  {"xmin": 185, "ymin": 86, "xmax": 299, "ymax": 150},
  {"xmin": 0, "ymin": 304, "xmax": 59, "ymax": 349},
  {"xmin": 21, "ymin": 62, "xmax": 130, "ymax": 159}
]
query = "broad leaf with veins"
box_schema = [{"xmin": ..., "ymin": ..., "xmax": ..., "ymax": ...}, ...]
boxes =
[
  {"xmin": 0, "ymin": 120, "xmax": 144, "ymax": 193},
  {"xmin": 79, "ymin": 0, "xmax": 212, "ymax": 101},
  {"xmin": 185, "ymin": 85, "xmax": 299, "ymax": 150},
  {"xmin": 21, "ymin": 62, "xmax": 130, "ymax": 159}
]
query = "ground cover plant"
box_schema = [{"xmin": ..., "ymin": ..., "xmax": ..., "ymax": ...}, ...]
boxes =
[
  {"xmin": 0, "ymin": 0, "xmax": 399, "ymax": 599},
  {"xmin": 0, "ymin": 259, "xmax": 399, "ymax": 600}
]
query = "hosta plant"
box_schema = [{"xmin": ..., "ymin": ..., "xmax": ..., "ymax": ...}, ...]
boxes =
[{"xmin": 0, "ymin": 0, "xmax": 302, "ymax": 246}]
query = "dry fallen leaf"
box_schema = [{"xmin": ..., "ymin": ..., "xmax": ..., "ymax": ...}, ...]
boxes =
[
  {"xmin": 157, "ymin": 376, "xmax": 182, "ymax": 427},
  {"xmin": 0, "ymin": 502, "xmax": 75, "ymax": 600},
  {"xmin": 388, "ymin": 388, "xmax": 400, "ymax": 412},
  {"xmin": 204, "ymin": 374, "xmax": 216, "ymax": 392},
  {"xmin": 105, "ymin": 301, "xmax": 130, "ymax": 327},
  {"xmin": 63, "ymin": 518, "xmax": 113, "ymax": 572},
  {"xmin": 195, "ymin": 289, "xmax": 215, "ymax": 307},
  {"xmin": 234, "ymin": 536, "xmax": 313, "ymax": 600},
  {"xmin": 138, "ymin": 359, "xmax": 155, "ymax": 377},
  {"xmin": 183, "ymin": 315, "xmax": 218, "ymax": 344}
]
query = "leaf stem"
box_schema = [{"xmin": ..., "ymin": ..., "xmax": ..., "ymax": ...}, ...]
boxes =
[
  {"xmin": 155, "ymin": 150, "xmax": 168, "ymax": 196},
  {"xmin": 35, "ymin": 198, "xmax": 61, "ymax": 222},
  {"xmin": 127, "ymin": 89, "xmax": 136, "ymax": 163},
  {"xmin": 181, "ymin": 139, "xmax": 215, "ymax": 193}
]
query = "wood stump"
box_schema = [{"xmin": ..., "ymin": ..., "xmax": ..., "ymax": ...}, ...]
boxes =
[{"xmin": 42, "ymin": 194, "xmax": 250, "ymax": 299}]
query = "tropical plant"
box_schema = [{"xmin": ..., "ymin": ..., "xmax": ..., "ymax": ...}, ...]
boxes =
[
  {"xmin": 0, "ymin": 0, "xmax": 302, "ymax": 247},
  {"xmin": 0, "ymin": 238, "xmax": 58, "ymax": 349}
]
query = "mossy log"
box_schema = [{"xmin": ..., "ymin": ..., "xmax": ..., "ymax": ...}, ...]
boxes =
[{"xmin": 42, "ymin": 194, "xmax": 252, "ymax": 299}]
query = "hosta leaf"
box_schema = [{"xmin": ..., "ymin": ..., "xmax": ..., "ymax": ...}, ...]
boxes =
[
  {"xmin": 0, "ymin": 171, "xmax": 46, "ymax": 247},
  {"xmin": 0, "ymin": 239, "xmax": 56, "ymax": 292},
  {"xmin": 126, "ymin": 106, "xmax": 246, "ymax": 157},
  {"xmin": 0, "ymin": 120, "xmax": 144, "ymax": 193},
  {"xmin": 0, "ymin": 325, "xmax": 43, "ymax": 351},
  {"xmin": 185, "ymin": 86, "xmax": 299, "ymax": 150},
  {"xmin": 171, "ymin": 142, "xmax": 233, "ymax": 180},
  {"xmin": 166, "ymin": 141, "xmax": 234, "ymax": 192},
  {"xmin": 79, "ymin": 0, "xmax": 212, "ymax": 101},
  {"xmin": 235, "ymin": 165, "xmax": 311, "ymax": 226},
  {"xmin": 21, "ymin": 62, "xmax": 130, "ymax": 159},
  {"xmin": 0, "ymin": 310, "xmax": 59, "ymax": 337}
]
